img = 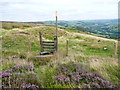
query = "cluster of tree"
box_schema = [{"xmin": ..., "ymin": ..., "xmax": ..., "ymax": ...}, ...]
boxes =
[{"xmin": 43, "ymin": 19, "xmax": 119, "ymax": 39}]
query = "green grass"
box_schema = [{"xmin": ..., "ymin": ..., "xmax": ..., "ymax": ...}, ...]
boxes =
[
  {"xmin": 102, "ymin": 64, "xmax": 120, "ymax": 85},
  {"xmin": 2, "ymin": 22, "xmax": 37, "ymax": 30},
  {"xmin": 1, "ymin": 22, "xmax": 119, "ymax": 88},
  {"xmin": 1, "ymin": 61, "xmax": 16, "ymax": 71}
]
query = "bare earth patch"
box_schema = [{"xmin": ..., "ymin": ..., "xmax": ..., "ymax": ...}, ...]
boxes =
[{"xmin": 12, "ymin": 32, "xmax": 30, "ymax": 36}]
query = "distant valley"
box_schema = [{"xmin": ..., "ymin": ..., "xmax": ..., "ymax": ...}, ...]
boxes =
[{"xmin": 43, "ymin": 19, "xmax": 119, "ymax": 39}]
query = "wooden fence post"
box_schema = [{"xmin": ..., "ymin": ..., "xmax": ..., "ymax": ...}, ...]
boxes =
[
  {"xmin": 66, "ymin": 40, "xmax": 69, "ymax": 56},
  {"xmin": 28, "ymin": 34, "xmax": 31, "ymax": 53},
  {"xmin": 39, "ymin": 32, "xmax": 43, "ymax": 54},
  {"xmin": 114, "ymin": 41, "xmax": 118, "ymax": 56}
]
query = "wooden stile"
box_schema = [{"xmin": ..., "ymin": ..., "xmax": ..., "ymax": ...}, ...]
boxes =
[{"xmin": 39, "ymin": 32, "xmax": 58, "ymax": 55}]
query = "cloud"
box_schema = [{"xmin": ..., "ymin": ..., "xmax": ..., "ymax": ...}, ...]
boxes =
[{"xmin": 0, "ymin": 0, "xmax": 119, "ymax": 21}]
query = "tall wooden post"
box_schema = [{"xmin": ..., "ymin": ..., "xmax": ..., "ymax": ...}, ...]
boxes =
[
  {"xmin": 55, "ymin": 11, "xmax": 58, "ymax": 52},
  {"xmin": 54, "ymin": 36, "xmax": 57, "ymax": 52},
  {"xmin": 56, "ymin": 11, "xmax": 58, "ymax": 37}
]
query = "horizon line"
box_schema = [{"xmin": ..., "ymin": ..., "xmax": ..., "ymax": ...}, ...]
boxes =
[{"xmin": 0, "ymin": 18, "xmax": 118, "ymax": 22}]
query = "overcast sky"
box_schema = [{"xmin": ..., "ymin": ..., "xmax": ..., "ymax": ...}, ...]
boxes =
[{"xmin": 0, "ymin": 0, "xmax": 119, "ymax": 22}]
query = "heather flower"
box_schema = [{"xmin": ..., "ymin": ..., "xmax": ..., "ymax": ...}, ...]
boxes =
[
  {"xmin": 82, "ymin": 72, "xmax": 101, "ymax": 77},
  {"xmin": 83, "ymin": 84, "xmax": 90, "ymax": 88},
  {"xmin": 66, "ymin": 71, "xmax": 72, "ymax": 76},
  {"xmin": 94, "ymin": 76, "xmax": 102, "ymax": 81},
  {"xmin": 72, "ymin": 75, "xmax": 77, "ymax": 81},
  {"xmin": 56, "ymin": 75, "xmax": 66, "ymax": 82},
  {"xmin": 71, "ymin": 74, "xmax": 82, "ymax": 82},
  {"xmin": 101, "ymin": 79, "xmax": 115, "ymax": 88},
  {"xmin": 24, "ymin": 66, "xmax": 34, "ymax": 71},
  {"xmin": 3, "ymin": 70, "xmax": 12, "ymax": 73},
  {"xmin": 14, "ymin": 73, "xmax": 25, "ymax": 77},
  {"xmin": 2, "ymin": 73, "xmax": 11, "ymax": 78},
  {"xmin": 85, "ymin": 73, "xmax": 93, "ymax": 76},
  {"xmin": 92, "ymin": 72, "xmax": 102, "ymax": 77},
  {"xmin": 12, "ymin": 65, "xmax": 23, "ymax": 71},
  {"xmin": 64, "ymin": 77, "xmax": 70, "ymax": 82},
  {"xmin": 74, "ymin": 72, "xmax": 79, "ymax": 75},
  {"xmin": 91, "ymin": 82, "xmax": 100, "ymax": 88},
  {"xmin": 12, "ymin": 65, "xmax": 34, "ymax": 72},
  {"xmin": 21, "ymin": 83, "xmax": 39, "ymax": 88},
  {"xmin": 55, "ymin": 63, "xmax": 116, "ymax": 88},
  {"xmin": 12, "ymin": 55, "xmax": 18, "ymax": 58},
  {"xmin": 0, "ymin": 70, "xmax": 12, "ymax": 78},
  {"xmin": 105, "ymin": 80, "xmax": 111, "ymax": 85}
]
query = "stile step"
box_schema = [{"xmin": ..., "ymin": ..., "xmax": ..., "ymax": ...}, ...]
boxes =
[{"xmin": 42, "ymin": 41, "xmax": 55, "ymax": 43}]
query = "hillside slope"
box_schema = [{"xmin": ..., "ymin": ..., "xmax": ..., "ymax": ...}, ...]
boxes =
[
  {"xmin": 59, "ymin": 28, "xmax": 117, "ymax": 42},
  {"xmin": 43, "ymin": 19, "xmax": 119, "ymax": 39},
  {"xmin": 1, "ymin": 24, "xmax": 119, "ymax": 88}
]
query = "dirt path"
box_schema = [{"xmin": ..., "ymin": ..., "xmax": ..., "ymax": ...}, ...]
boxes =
[
  {"xmin": 73, "ymin": 33, "xmax": 117, "ymax": 42},
  {"xmin": 59, "ymin": 29, "xmax": 117, "ymax": 43}
]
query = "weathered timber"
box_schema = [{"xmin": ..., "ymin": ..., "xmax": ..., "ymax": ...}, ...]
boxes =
[
  {"xmin": 42, "ymin": 41, "xmax": 55, "ymax": 43},
  {"xmin": 54, "ymin": 36, "xmax": 58, "ymax": 52},
  {"xmin": 42, "ymin": 44, "xmax": 54, "ymax": 46},
  {"xmin": 35, "ymin": 55, "xmax": 54, "ymax": 60},
  {"xmin": 44, "ymin": 50, "xmax": 55, "ymax": 52},
  {"xmin": 43, "ymin": 46, "xmax": 55, "ymax": 49}
]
